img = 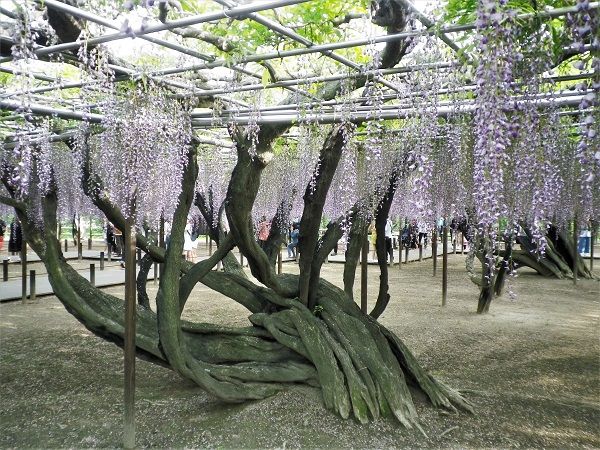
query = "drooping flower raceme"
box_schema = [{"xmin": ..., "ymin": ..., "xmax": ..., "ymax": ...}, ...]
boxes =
[
  {"xmin": 91, "ymin": 86, "xmax": 192, "ymax": 227},
  {"xmin": 473, "ymin": 0, "xmax": 518, "ymax": 253}
]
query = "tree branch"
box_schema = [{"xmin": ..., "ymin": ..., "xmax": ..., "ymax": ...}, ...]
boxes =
[{"xmin": 297, "ymin": 123, "xmax": 353, "ymax": 307}]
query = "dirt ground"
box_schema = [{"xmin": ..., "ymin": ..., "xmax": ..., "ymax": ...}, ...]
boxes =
[{"xmin": 0, "ymin": 255, "xmax": 598, "ymax": 449}]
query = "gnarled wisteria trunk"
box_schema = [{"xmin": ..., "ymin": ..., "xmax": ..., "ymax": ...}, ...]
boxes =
[
  {"xmin": 2, "ymin": 131, "xmax": 473, "ymax": 427},
  {"xmin": 0, "ymin": 0, "xmax": 479, "ymax": 428}
]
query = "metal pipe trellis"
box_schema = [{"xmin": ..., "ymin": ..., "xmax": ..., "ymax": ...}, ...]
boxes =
[
  {"xmin": 0, "ymin": 0, "xmax": 316, "ymax": 61},
  {"xmin": 32, "ymin": 0, "xmax": 320, "ymax": 103},
  {"xmin": 140, "ymin": 3, "xmax": 599, "ymax": 79}
]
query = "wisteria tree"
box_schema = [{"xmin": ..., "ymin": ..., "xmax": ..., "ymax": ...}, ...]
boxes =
[
  {"xmin": 0, "ymin": 0, "xmax": 596, "ymax": 428},
  {"xmin": 0, "ymin": 0, "xmax": 476, "ymax": 428}
]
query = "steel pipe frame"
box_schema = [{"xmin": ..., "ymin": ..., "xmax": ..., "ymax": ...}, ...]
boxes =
[
  {"xmin": 191, "ymin": 94, "xmax": 589, "ymax": 127},
  {"xmin": 396, "ymin": 0, "xmax": 462, "ymax": 56},
  {"xmin": 178, "ymin": 62, "xmax": 460, "ymax": 100},
  {"xmin": 141, "ymin": 2, "xmax": 599, "ymax": 79},
  {"xmin": 0, "ymin": 99, "xmax": 103, "ymax": 123},
  {"xmin": 32, "ymin": 0, "xmax": 319, "ymax": 103},
  {"xmin": 1, "ymin": 1, "xmax": 594, "ymax": 129},
  {"xmin": 16, "ymin": 0, "xmax": 369, "ymax": 103},
  {"xmin": 0, "ymin": 0, "xmax": 316, "ymax": 61},
  {"xmin": 1, "ymin": 85, "xmax": 589, "ymax": 129},
  {"xmin": 3, "ymin": 103, "xmax": 590, "ymax": 150},
  {"xmin": 211, "ymin": 0, "xmax": 403, "ymax": 94},
  {"xmin": 4, "ymin": 1, "xmax": 593, "ymax": 110},
  {"xmin": 191, "ymin": 73, "xmax": 595, "ymax": 118}
]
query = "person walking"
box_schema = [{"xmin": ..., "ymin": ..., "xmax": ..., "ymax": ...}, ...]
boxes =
[
  {"xmin": 385, "ymin": 217, "xmax": 394, "ymax": 265},
  {"xmin": 183, "ymin": 220, "xmax": 195, "ymax": 262},
  {"xmin": 8, "ymin": 219, "xmax": 22, "ymax": 258},
  {"xmin": 287, "ymin": 223, "xmax": 299, "ymax": 259},
  {"xmin": 257, "ymin": 216, "xmax": 271, "ymax": 250},
  {"xmin": 0, "ymin": 218, "xmax": 6, "ymax": 252},
  {"xmin": 369, "ymin": 221, "xmax": 377, "ymax": 260}
]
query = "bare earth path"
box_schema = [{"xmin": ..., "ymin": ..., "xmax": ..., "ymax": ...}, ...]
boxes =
[{"xmin": 1, "ymin": 255, "xmax": 598, "ymax": 448}]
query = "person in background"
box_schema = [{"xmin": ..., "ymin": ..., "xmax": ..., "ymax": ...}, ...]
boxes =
[
  {"xmin": 578, "ymin": 222, "xmax": 592, "ymax": 256},
  {"xmin": 8, "ymin": 218, "xmax": 22, "ymax": 258},
  {"xmin": 257, "ymin": 215, "xmax": 271, "ymax": 250},
  {"xmin": 369, "ymin": 221, "xmax": 377, "ymax": 260},
  {"xmin": 183, "ymin": 220, "xmax": 195, "ymax": 262},
  {"xmin": 408, "ymin": 219, "xmax": 419, "ymax": 249},
  {"xmin": 105, "ymin": 221, "xmax": 114, "ymax": 254},
  {"xmin": 417, "ymin": 220, "xmax": 428, "ymax": 248},
  {"xmin": 0, "ymin": 218, "xmax": 6, "ymax": 252},
  {"xmin": 113, "ymin": 225, "xmax": 123, "ymax": 257},
  {"xmin": 385, "ymin": 217, "xmax": 394, "ymax": 265},
  {"xmin": 287, "ymin": 222, "xmax": 299, "ymax": 260}
]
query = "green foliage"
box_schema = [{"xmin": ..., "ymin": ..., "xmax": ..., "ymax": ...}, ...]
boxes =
[
  {"xmin": 0, "ymin": 72, "xmax": 13, "ymax": 87},
  {"xmin": 442, "ymin": 0, "xmax": 580, "ymax": 70},
  {"xmin": 443, "ymin": 0, "xmax": 574, "ymax": 24}
]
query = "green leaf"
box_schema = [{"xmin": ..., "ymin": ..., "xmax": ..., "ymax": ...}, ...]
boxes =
[{"xmin": 261, "ymin": 68, "xmax": 271, "ymax": 87}]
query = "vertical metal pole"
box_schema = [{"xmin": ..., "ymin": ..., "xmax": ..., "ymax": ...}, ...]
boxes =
[
  {"xmin": 442, "ymin": 222, "xmax": 448, "ymax": 307},
  {"xmin": 89, "ymin": 217, "xmax": 93, "ymax": 250},
  {"xmin": 123, "ymin": 219, "xmax": 136, "ymax": 449},
  {"xmin": 29, "ymin": 270, "xmax": 35, "ymax": 301},
  {"xmin": 21, "ymin": 238, "xmax": 27, "ymax": 304},
  {"xmin": 573, "ymin": 217, "xmax": 578, "ymax": 286},
  {"xmin": 360, "ymin": 236, "xmax": 368, "ymax": 313},
  {"xmin": 2, "ymin": 259, "xmax": 8, "ymax": 282},
  {"xmin": 590, "ymin": 223, "xmax": 596, "ymax": 272},
  {"xmin": 432, "ymin": 229, "xmax": 438, "ymax": 277},
  {"xmin": 398, "ymin": 241, "xmax": 402, "ymax": 271},
  {"xmin": 100, "ymin": 251, "xmax": 105, "ymax": 270},
  {"xmin": 159, "ymin": 215, "xmax": 165, "ymax": 280},
  {"xmin": 64, "ymin": 239, "xmax": 68, "ymax": 253},
  {"xmin": 277, "ymin": 247, "xmax": 283, "ymax": 274},
  {"xmin": 78, "ymin": 216, "xmax": 82, "ymax": 260},
  {"xmin": 240, "ymin": 252, "xmax": 244, "ymax": 267},
  {"xmin": 90, "ymin": 263, "xmax": 95, "ymax": 287},
  {"xmin": 461, "ymin": 233, "xmax": 465, "ymax": 254},
  {"xmin": 453, "ymin": 230, "xmax": 457, "ymax": 254}
]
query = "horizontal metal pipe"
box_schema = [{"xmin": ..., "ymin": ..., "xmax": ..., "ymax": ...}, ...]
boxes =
[
  {"xmin": 34, "ymin": 0, "xmax": 316, "ymax": 102},
  {"xmin": 191, "ymin": 94, "xmax": 587, "ymax": 126},
  {"xmin": 0, "ymin": 99, "xmax": 103, "ymax": 123},
  {"xmin": 191, "ymin": 76, "xmax": 594, "ymax": 118},
  {"xmin": 0, "ymin": 0, "xmax": 315, "ymax": 61},
  {"xmin": 144, "ymin": 2, "xmax": 598, "ymax": 78}
]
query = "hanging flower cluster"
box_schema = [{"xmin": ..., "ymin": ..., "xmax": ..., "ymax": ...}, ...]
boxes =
[
  {"xmin": 473, "ymin": 0, "xmax": 518, "ymax": 245},
  {"xmin": 195, "ymin": 144, "xmax": 234, "ymax": 227},
  {"xmin": 568, "ymin": 0, "xmax": 599, "ymax": 222},
  {"xmin": 92, "ymin": 84, "xmax": 192, "ymax": 226}
]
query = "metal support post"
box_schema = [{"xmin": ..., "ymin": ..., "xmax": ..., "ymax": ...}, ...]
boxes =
[
  {"xmin": 21, "ymin": 239, "xmax": 27, "ymax": 304},
  {"xmin": 442, "ymin": 223, "xmax": 448, "ymax": 307},
  {"xmin": 29, "ymin": 270, "xmax": 35, "ymax": 301},
  {"xmin": 360, "ymin": 237, "xmax": 368, "ymax": 313},
  {"xmin": 123, "ymin": 219, "xmax": 136, "ymax": 449},
  {"xmin": 432, "ymin": 229, "xmax": 438, "ymax": 276},
  {"xmin": 90, "ymin": 263, "xmax": 95, "ymax": 286}
]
